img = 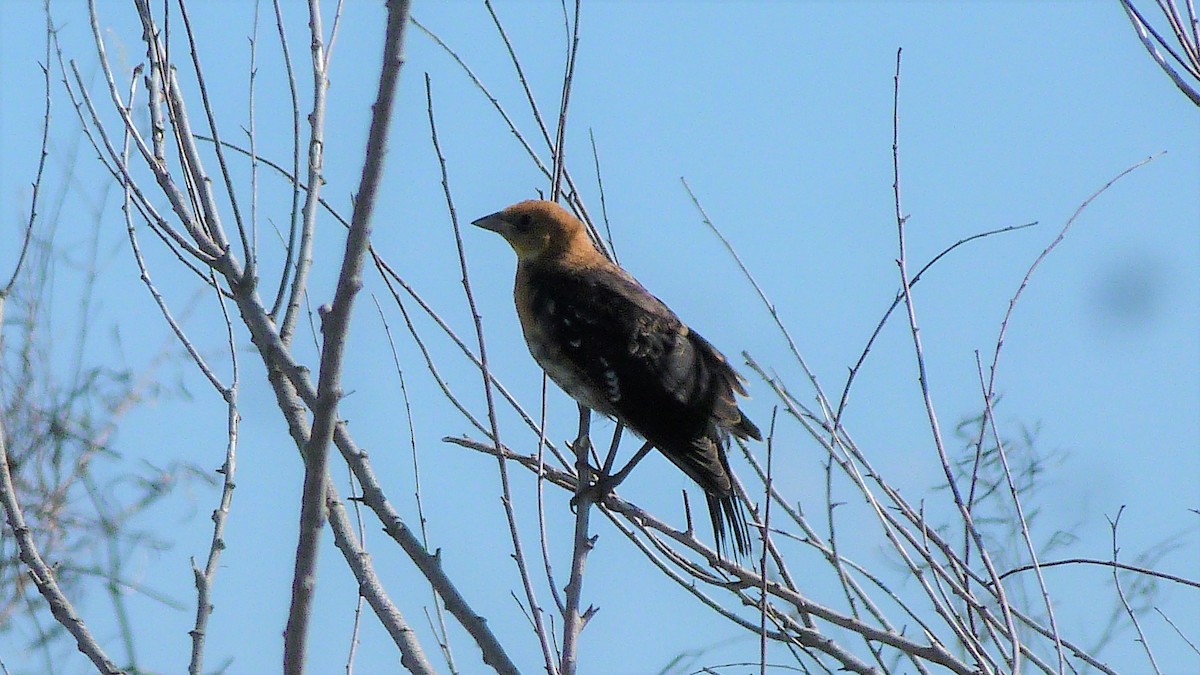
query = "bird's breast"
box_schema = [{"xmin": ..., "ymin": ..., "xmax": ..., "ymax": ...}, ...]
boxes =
[
  {"xmin": 514, "ymin": 265, "xmax": 619, "ymax": 416},
  {"xmin": 520, "ymin": 308, "xmax": 618, "ymax": 416}
]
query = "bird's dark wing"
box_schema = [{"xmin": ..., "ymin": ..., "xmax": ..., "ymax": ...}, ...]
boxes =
[
  {"xmin": 521, "ymin": 261, "xmax": 757, "ymax": 556},
  {"xmin": 523, "ymin": 264, "xmax": 753, "ymax": 486}
]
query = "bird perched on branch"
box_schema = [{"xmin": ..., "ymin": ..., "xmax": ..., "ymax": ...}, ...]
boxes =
[{"xmin": 473, "ymin": 200, "xmax": 761, "ymax": 557}]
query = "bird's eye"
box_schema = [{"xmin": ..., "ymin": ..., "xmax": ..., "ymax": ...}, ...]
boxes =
[{"xmin": 514, "ymin": 213, "xmax": 533, "ymax": 230}]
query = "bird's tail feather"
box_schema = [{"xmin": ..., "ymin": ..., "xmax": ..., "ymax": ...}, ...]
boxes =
[
  {"xmin": 731, "ymin": 410, "xmax": 761, "ymax": 441},
  {"xmin": 707, "ymin": 493, "xmax": 752, "ymax": 559}
]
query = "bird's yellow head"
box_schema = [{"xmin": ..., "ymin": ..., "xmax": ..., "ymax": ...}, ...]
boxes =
[{"xmin": 472, "ymin": 200, "xmax": 599, "ymax": 265}]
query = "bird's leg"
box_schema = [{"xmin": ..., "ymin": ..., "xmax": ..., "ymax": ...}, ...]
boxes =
[
  {"xmin": 571, "ymin": 415, "xmax": 632, "ymax": 507},
  {"xmin": 598, "ymin": 422, "xmax": 625, "ymax": 477},
  {"xmin": 582, "ymin": 440, "xmax": 655, "ymax": 505},
  {"xmin": 598, "ymin": 441, "xmax": 655, "ymax": 494}
]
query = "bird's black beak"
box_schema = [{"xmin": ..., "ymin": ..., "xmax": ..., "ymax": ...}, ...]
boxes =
[{"xmin": 471, "ymin": 211, "xmax": 508, "ymax": 234}]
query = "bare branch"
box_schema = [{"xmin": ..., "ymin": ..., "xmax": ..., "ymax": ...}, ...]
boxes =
[
  {"xmin": 445, "ymin": 435, "xmax": 983, "ymax": 675},
  {"xmin": 278, "ymin": 0, "xmax": 330, "ymax": 344},
  {"xmin": 1, "ymin": 3, "xmax": 54, "ymax": 296},
  {"xmin": 372, "ymin": 296, "xmax": 460, "ymax": 672},
  {"xmin": 1120, "ymin": 0, "xmax": 1200, "ymax": 106},
  {"xmin": 890, "ymin": 48, "xmax": 1020, "ymax": 668},
  {"xmin": 973, "ymin": 353, "xmax": 1064, "ymax": 671},
  {"xmin": 268, "ymin": 0, "xmax": 305, "ymax": 318},
  {"xmin": 283, "ymin": 1, "xmax": 415, "ymax": 671},
  {"xmin": 549, "ymin": 0, "xmax": 580, "ymax": 202},
  {"xmin": 998, "ymin": 556, "xmax": 1200, "ymax": 589},
  {"xmin": 174, "ymin": 0, "xmax": 253, "ymax": 273},
  {"xmin": 187, "ymin": 282, "xmax": 241, "ymax": 675},
  {"xmin": 560, "ymin": 406, "xmax": 594, "ymax": 675},
  {"xmin": 426, "ymin": 72, "xmax": 557, "ymax": 674},
  {"xmin": 1108, "ymin": 508, "xmax": 1163, "ymax": 674},
  {"xmin": 758, "ymin": 409, "xmax": 778, "ymax": 675}
]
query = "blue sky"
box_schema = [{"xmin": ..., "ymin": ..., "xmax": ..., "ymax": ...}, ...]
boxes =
[{"xmin": 2, "ymin": 1, "xmax": 1197, "ymax": 673}]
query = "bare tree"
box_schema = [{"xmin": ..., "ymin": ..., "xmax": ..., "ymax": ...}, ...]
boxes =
[{"xmin": 1, "ymin": 2, "xmax": 1196, "ymax": 674}]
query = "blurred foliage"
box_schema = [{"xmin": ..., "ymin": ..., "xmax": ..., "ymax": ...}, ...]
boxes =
[{"xmin": 1, "ymin": 225, "xmax": 210, "ymax": 672}]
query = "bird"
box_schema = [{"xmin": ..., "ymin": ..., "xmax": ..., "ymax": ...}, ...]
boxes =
[{"xmin": 472, "ymin": 199, "xmax": 761, "ymax": 557}]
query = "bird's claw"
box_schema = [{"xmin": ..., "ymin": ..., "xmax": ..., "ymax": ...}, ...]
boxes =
[{"xmin": 569, "ymin": 476, "xmax": 614, "ymax": 511}]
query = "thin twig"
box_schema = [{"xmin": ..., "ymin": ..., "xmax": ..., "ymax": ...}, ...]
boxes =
[
  {"xmin": 1119, "ymin": 0, "xmax": 1200, "ymax": 106},
  {"xmin": 759, "ymin": 409, "xmax": 778, "ymax": 675},
  {"xmin": 92, "ymin": 2, "xmax": 209, "ymax": 254},
  {"xmin": 417, "ymin": 9, "xmax": 600, "ymax": 246},
  {"xmin": 268, "ymin": 0, "xmax": 305, "ymax": 318},
  {"xmin": 1108, "ymin": 507, "xmax": 1164, "ymax": 674},
  {"xmin": 69, "ymin": 46, "xmax": 215, "ymax": 263},
  {"xmin": 119, "ymin": 120, "xmax": 227, "ymax": 392},
  {"xmin": 187, "ymin": 277, "xmax": 240, "ymax": 675},
  {"xmin": 981, "ymin": 154, "xmax": 1159, "ymax": 412},
  {"xmin": 831, "ymin": 220, "xmax": 1036, "ymax": 433},
  {"xmin": 175, "ymin": 0, "xmax": 252, "ymax": 274},
  {"xmin": 372, "ymin": 295, "xmax": 459, "ymax": 673},
  {"xmin": 1155, "ymin": 607, "xmax": 1200, "ymax": 657},
  {"xmin": 997, "ymin": 558, "xmax": 1200, "ymax": 589},
  {"xmin": 550, "ymin": 0, "xmax": 581, "ymax": 202},
  {"xmin": 279, "ymin": 0, "xmax": 330, "ymax": 344},
  {"xmin": 247, "ymin": 0, "xmax": 261, "ymax": 287},
  {"xmin": 890, "ymin": 48, "xmax": 1020, "ymax": 669},
  {"xmin": 1, "ymin": 6, "xmax": 53, "ymax": 296},
  {"xmin": 973, "ymin": 351, "xmax": 1065, "ymax": 671},
  {"xmin": 681, "ymin": 178, "xmax": 834, "ymax": 424},
  {"xmin": 535, "ymin": 374, "xmax": 567, "ymax": 616},
  {"xmin": 427, "ymin": 73, "xmax": 557, "ymax": 674},
  {"xmin": 587, "ymin": 129, "xmax": 616, "ymax": 263},
  {"xmin": 322, "ymin": 0, "xmax": 347, "ymax": 72}
]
